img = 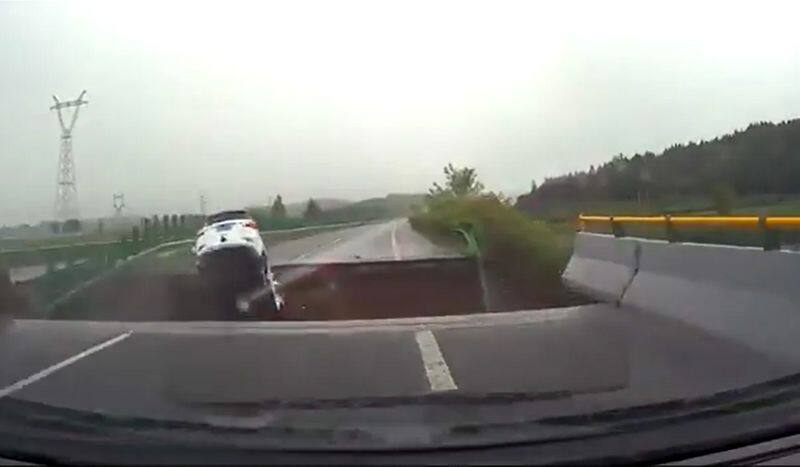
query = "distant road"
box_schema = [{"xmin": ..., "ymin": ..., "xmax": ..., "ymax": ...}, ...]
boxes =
[
  {"xmin": 269, "ymin": 219, "xmax": 460, "ymax": 264},
  {"xmin": 125, "ymin": 219, "xmax": 461, "ymax": 276}
]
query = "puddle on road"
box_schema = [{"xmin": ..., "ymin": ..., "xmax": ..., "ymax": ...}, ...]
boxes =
[{"xmin": 13, "ymin": 258, "xmax": 593, "ymax": 321}]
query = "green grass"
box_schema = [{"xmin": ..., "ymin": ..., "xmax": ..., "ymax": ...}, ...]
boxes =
[
  {"xmin": 0, "ymin": 232, "xmax": 119, "ymax": 250},
  {"xmin": 544, "ymin": 221, "xmax": 579, "ymax": 270},
  {"xmin": 730, "ymin": 199, "xmax": 800, "ymax": 215},
  {"xmin": 528, "ymin": 197, "xmax": 714, "ymax": 222},
  {"xmin": 0, "ymin": 222, "xmax": 206, "ymax": 251},
  {"xmin": 411, "ymin": 196, "xmax": 564, "ymax": 281}
]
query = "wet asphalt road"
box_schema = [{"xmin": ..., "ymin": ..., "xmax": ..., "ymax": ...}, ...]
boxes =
[
  {"xmin": 130, "ymin": 219, "xmax": 459, "ymax": 275},
  {"xmin": 1, "ymin": 304, "xmax": 795, "ymax": 427},
  {"xmin": 1, "ymin": 219, "xmax": 798, "ymax": 431},
  {"xmin": 272, "ymin": 219, "xmax": 459, "ymax": 264}
]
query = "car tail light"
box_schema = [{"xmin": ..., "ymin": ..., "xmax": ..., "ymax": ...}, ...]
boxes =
[{"xmin": 244, "ymin": 220, "xmax": 258, "ymax": 229}]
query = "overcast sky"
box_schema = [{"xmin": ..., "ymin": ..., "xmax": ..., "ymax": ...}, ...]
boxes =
[{"xmin": 2, "ymin": 0, "xmax": 799, "ymax": 225}]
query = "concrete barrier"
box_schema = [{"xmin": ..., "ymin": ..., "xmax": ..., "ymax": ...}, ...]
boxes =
[
  {"xmin": 562, "ymin": 232, "xmax": 640, "ymax": 302},
  {"xmin": 621, "ymin": 239, "xmax": 800, "ymax": 362}
]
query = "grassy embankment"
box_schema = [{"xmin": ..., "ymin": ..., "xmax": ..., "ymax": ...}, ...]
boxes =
[{"xmin": 410, "ymin": 196, "xmax": 567, "ymax": 280}]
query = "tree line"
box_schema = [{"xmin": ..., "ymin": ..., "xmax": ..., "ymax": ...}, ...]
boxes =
[
  {"xmin": 269, "ymin": 195, "xmax": 322, "ymax": 220},
  {"xmin": 517, "ymin": 118, "xmax": 800, "ymax": 212}
]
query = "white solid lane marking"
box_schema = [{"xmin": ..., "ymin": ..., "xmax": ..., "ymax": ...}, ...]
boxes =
[
  {"xmin": 415, "ymin": 329, "xmax": 457, "ymax": 392},
  {"xmin": 0, "ymin": 331, "xmax": 133, "ymax": 399},
  {"xmin": 391, "ymin": 221, "xmax": 401, "ymax": 260}
]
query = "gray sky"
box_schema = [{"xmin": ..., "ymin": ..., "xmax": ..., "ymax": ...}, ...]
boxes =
[{"xmin": 2, "ymin": 0, "xmax": 800, "ymax": 225}]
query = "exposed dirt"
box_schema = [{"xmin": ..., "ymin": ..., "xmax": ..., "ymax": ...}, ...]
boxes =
[
  {"xmin": 0, "ymin": 269, "xmax": 31, "ymax": 317},
  {"xmin": 39, "ymin": 258, "xmax": 592, "ymax": 322},
  {"xmin": 275, "ymin": 259, "xmax": 485, "ymax": 320}
]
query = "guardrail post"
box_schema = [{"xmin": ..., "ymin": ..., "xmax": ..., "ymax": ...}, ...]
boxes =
[
  {"xmin": 142, "ymin": 218, "xmax": 151, "ymax": 243},
  {"xmin": 665, "ymin": 215, "xmax": 679, "ymax": 243},
  {"xmin": 610, "ymin": 216, "xmax": 625, "ymax": 238},
  {"xmin": 760, "ymin": 216, "xmax": 780, "ymax": 251}
]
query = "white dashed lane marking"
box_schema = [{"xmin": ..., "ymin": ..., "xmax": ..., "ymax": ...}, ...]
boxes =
[
  {"xmin": 415, "ymin": 329, "xmax": 457, "ymax": 392},
  {"xmin": 0, "ymin": 331, "xmax": 133, "ymax": 399}
]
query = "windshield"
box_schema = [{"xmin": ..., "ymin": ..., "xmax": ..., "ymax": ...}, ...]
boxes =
[{"xmin": 3, "ymin": 0, "xmax": 800, "ymax": 463}]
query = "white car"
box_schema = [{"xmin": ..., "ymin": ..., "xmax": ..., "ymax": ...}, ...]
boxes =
[{"xmin": 193, "ymin": 210, "xmax": 281, "ymax": 316}]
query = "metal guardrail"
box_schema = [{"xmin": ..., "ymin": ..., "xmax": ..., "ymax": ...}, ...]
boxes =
[
  {"xmin": 578, "ymin": 214, "xmax": 800, "ymax": 250},
  {"xmin": 579, "ymin": 215, "xmax": 800, "ymax": 228},
  {"xmin": 0, "ymin": 221, "xmax": 370, "ymax": 269},
  {"xmin": 38, "ymin": 221, "xmax": 370, "ymax": 313}
]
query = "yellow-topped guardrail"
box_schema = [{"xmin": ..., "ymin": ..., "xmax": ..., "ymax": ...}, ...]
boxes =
[
  {"xmin": 578, "ymin": 214, "xmax": 800, "ymax": 229},
  {"xmin": 577, "ymin": 214, "xmax": 800, "ymax": 250}
]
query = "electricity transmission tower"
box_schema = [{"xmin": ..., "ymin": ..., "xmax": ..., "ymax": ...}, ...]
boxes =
[
  {"xmin": 51, "ymin": 90, "xmax": 88, "ymax": 221},
  {"xmin": 113, "ymin": 193, "xmax": 126, "ymax": 216}
]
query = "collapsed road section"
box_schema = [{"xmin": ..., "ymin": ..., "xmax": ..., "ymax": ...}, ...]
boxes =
[{"xmin": 35, "ymin": 257, "xmax": 591, "ymax": 321}]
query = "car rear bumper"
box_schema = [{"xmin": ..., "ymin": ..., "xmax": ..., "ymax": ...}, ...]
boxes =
[{"xmin": 197, "ymin": 245, "xmax": 264, "ymax": 287}]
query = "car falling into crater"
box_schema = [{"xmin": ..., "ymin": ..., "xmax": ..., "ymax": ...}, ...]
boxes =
[{"xmin": 192, "ymin": 210, "xmax": 282, "ymax": 317}]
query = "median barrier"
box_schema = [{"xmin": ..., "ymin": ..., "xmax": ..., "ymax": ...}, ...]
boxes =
[
  {"xmin": 562, "ymin": 232, "xmax": 640, "ymax": 302},
  {"xmin": 619, "ymin": 239, "xmax": 800, "ymax": 362}
]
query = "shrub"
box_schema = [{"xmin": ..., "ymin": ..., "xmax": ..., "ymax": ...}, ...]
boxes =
[{"xmin": 411, "ymin": 195, "xmax": 563, "ymax": 282}]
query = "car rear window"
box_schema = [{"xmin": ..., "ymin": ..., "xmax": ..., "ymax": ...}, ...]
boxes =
[
  {"xmin": 206, "ymin": 210, "xmax": 251, "ymax": 224},
  {"xmin": 214, "ymin": 222, "xmax": 236, "ymax": 231}
]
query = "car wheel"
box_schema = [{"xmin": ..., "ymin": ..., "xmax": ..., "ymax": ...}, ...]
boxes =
[{"xmin": 250, "ymin": 290, "xmax": 281, "ymax": 320}]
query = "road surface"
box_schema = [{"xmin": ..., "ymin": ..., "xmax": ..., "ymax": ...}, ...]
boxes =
[
  {"xmin": 130, "ymin": 219, "xmax": 459, "ymax": 276},
  {"xmin": 271, "ymin": 219, "xmax": 459, "ymax": 264},
  {"xmin": 0, "ymin": 219, "xmax": 798, "ymax": 433},
  {"xmin": 1, "ymin": 306, "xmax": 796, "ymax": 429}
]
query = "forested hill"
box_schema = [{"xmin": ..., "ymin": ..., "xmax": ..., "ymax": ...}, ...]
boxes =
[{"xmin": 517, "ymin": 118, "xmax": 800, "ymax": 214}]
